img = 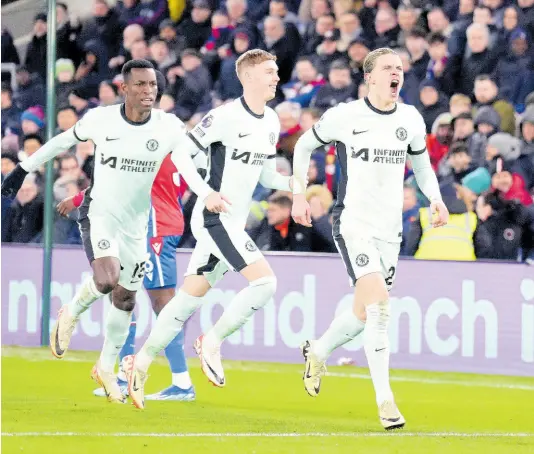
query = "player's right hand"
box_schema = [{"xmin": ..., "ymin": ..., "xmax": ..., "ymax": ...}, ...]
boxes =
[
  {"xmin": 1, "ymin": 164, "xmax": 28, "ymax": 198},
  {"xmin": 57, "ymin": 196, "xmax": 77, "ymax": 217},
  {"xmin": 292, "ymin": 194, "xmax": 312, "ymax": 227},
  {"xmin": 204, "ymin": 191, "xmax": 231, "ymax": 213}
]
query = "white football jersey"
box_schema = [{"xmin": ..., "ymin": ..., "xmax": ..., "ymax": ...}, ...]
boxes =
[
  {"xmin": 74, "ymin": 104, "xmax": 186, "ymax": 238},
  {"xmin": 187, "ymin": 97, "xmax": 280, "ymax": 229},
  {"xmin": 313, "ymin": 98, "xmax": 427, "ymax": 243}
]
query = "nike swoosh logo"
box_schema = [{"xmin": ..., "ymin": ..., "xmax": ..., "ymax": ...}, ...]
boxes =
[
  {"xmin": 381, "ymin": 416, "xmax": 401, "ymax": 422},
  {"xmin": 353, "ymin": 130, "xmax": 368, "ymax": 135},
  {"xmin": 175, "ymin": 317, "xmax": 185, "ymax": 323},
  {"xmin": 205, "ymin": 360, "xmax": 225, "ymax": 385},
  {"xmin": 251, "ymin": 307, "xmax": 259, "ymax": 311},
  {"xmin": 238, "ymin": 133, "xmax": 251, "ymax": 138},
  {"xmin": 132, "ymin": 376, "xmax": 139, "ymax": 392},
  {"xmin": 54, "ymin": 326, "xmax": 65, "ymax": 356},
  {"xmin": 305, "ymin": 362, "xmax": 312, "ymax": 379},
  {"xmin": 375, "ymin": 347, "xmax": 386, "ymax": 352},
  {"xmin": 106, "ymin": 137, "xmax": 120, "ymax": 141}
]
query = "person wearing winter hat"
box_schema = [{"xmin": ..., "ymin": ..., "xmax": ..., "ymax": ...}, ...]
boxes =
[
  {"xmin": 417, "ymin": 78, "xmax": 449, "ymax": 133},
  {"xmin": 20, "ymin": 106, "xmax": 45, "ymax": 135},
  {"xmin": 474, "ymin": 105, "xmax": 501, "ymax": 137},
  {"xmin": 56, "ymin": 59, "xmax": 77, "ymax": 108},
  {"xmin": 426, "ymin": 112, "xmax": 453, "ymax": 171},
  {"xmin": 485, "ymin": 132, "xmax": 522, "ymax": 173}
]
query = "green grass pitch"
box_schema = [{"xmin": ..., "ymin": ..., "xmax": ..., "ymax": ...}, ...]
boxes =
[{"xmin": 2, "ymin": 346, "xmax": 533, "ymax": 453}]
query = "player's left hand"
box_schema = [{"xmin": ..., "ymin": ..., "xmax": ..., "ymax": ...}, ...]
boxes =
[
  {"xmin": 430, "ymin": 199, "xmax": 449, "ymax": 228},
  {"xmin": 57, "ymin": 196, "xmax": 76, "ymax": 217}
]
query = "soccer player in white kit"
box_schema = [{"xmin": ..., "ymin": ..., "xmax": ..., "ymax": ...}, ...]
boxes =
[
  {"xmin": 291, "ymin": 48, "xmax": 449, "ymax": 430},
  {"xmin": 122, "ymin": 49, "xmax": 293, "ymax": 410},
  {"xmin": 0, "ymin": 59, "xmax": 226, "ymax": 404}
]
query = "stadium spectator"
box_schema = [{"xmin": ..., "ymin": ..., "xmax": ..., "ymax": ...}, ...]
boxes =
[
  {"xmin": 276, "ymin": 101, "xmax": 303, "ymax": 160},
  {"xmin": 346, "ymin": 37, "xmax": 370, "ymax": 88},
  {"xmin": 13, "ymin": 67, "xmax": 45, "ymax": 112},
  {"xmin": 108, "ymin": 24, "xmax": 145, "ymax": 71},
  {"xmin": 68, "ymin": 86, "xmax": 97, "ymax": 116},
  {"xmin": 56, "ymin": 2, "xmax": 82, "ymax": 65},
  {"xmin": 282, "ymin": 57, "xmax": 325, "ymax": 107},
  {"xmin": 472, "ymin": 5, "xmax": 499, "ymax": 49},
  {"xmin": 491, "ymin": 164, "xmax": 533, "ymax": 206},
  {"xmin": 149, "ymin": 37, "xmax": 178, "ymax": 74},
  {"xmin": 56, "ymin": 59, "xmax": 77, "ymax": 108},
  {"xmin": 267, "ymin": 0, "xmax": 302, "ymax": 54},
  {"xmin": 426, "ymin": 32, "xmax": 448, "ymax": 82},
  {"xmin": 158, "ymin": 19, "xmax": 185, "ymax": 57},
  {"xmin": 485, "ymin": 132, "xmax": 522, "ymax": 175},
  {"xmin": 417, "ymin": 79, "xmax": 449, "ymax": 134},
  {"xmin": 473, "ymin": 75, "xmax": 515, "ymax": 135},
  {"xmin": 175, "ymin": 0, "xmax": 212, "ymax": 50},
  {"xmin": 404, "ymin": 184, "xmax": 478, "ymax": 261},
  {"xmin": 25, "ymin": 13, "xmax": 48, "ymax": 83},
  {"xmin": 426, "ymin": 113, "xmax": 453, "ymax": 171},
  {"xmin": 1, "ymin": 85, "xmax": 21, "ymax": 137},
  {"xmin": 250, "ymin": 192, "xmax": 312, "ymax": 251},
  {"xmin": 263, "ymin": 16, "xmax": 298, "ymax": 89},
  {"xmin": 78, "ymin": 0, "xmax": 123, "ymax": 63},
  {"xmin": 299, "ymin": 107, "xmax": 321, "ymax": 132},
  {"xmin": 427, "ymin": 7, "xmax": 452, "ymax": 37},
  {"xmin": 305, "ymin": 184, "xmax": 336, "ymax": 252},
  {"xmin": 214, "ymin": 31, "xmax": 249, "ymax": 103},
  {"xmin": 395, "ymin": 48, "xmax": 419, "ymax": 105},
  {"xmin": 98, "ymin": 80, "xmax": 121, "ymax": 106},
  {"xmin": 396, "ymin": 6, "xmax": 420, "ymax": 47},
  {"xmin": 405, "ymin": 28, "xmax": 430, "ymax": 82},
  {"xmin": 515, "ymin": 106, "xmax": 534, "ymax": 190},
  {"xmin": 56, "ymin": 106, "xmax": 79, "ymax": 133},
  {"xmin": 1, "ymin": 174, "xmax": 44, "ymax": 243},
  {"xmin": 475, "ymin": 191, "xmax": 534, "ymax": 261},
  {"xmin": 169, "ymin": 49, "xmax": 211, "ymax": 122},
  {"xmin": 439, "ymin": 141, "xmax": 477, "ymax": 185},
  {"xmin": 20, "ymin": 106, "xmax": 45, "ymax": 136},
  {"xmin": 449, "ymin": 93, "xmax": 472, "ymax": 117},
  {"xmin": 312, "ymin": 60, "xmax": 356, "ymax": 110},
  {"xmin": 337, "ymin": 11, "xmax": 362, "ymax": 52},
  {"xmin": 493, "ymin": 29, "xmax": 530, "ymax": 103},
  {"xmin": 1, "ymin": 152, "xmax": 19, "ymax": 178},
  {"xmin": 1, "ymin": 28, "xmax": 20, "ymax": 65},
  {"xmin": 373, "ymin": 7, "xmax": 400, "ymax": 49}
]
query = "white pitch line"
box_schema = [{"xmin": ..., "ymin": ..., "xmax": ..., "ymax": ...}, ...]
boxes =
[
  {"xmin": 2, "ymin": 432, "xmax": 533, "ymax": 438},
  {"xmin": 324, "ymin": 371, "xmax": 534, "ymax": 391}
]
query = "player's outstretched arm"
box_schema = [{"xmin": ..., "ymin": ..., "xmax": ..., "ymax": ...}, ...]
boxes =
[
  {"xmin": 1, "ymin": 128, "xmax": 79, "ymax": 198},
  {"xmin": 259, "ymin": 156, "xmax": 292, "ymax": 191},
  {"xmin": 409, "ymin": 150, "xmax": 449, "ymax": 228}
]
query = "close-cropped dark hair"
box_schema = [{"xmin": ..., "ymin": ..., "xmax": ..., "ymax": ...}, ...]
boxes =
[{"xmin": 122, "ymin": 59, "xmax": 155, "ymax": 81}]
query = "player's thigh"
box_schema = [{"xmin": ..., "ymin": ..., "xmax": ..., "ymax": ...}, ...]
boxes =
[
  {"xmin": 374, "ymin": 239, "xmax": 401, "ymax": 292},
  {"xmin": 205, "ymin": 220, "xmax": 265, "ymax": 276},
  {"xmin": 144, "ymin": 235, "xmax": 180, "ymax": 291},
  {"xmin": 184, "ymin": 235, "xmax": 229, "ymax": 293},
  {"xmin": 79, "ymin": 214, "xmax": 120, "ymax": 264},
  {"xmin": 117, "ymin": 232, "xmax": 149, "ymax": 293},
  {"xmin": 336, "ymin": 234, "xmax": 388, "ymax": 308}
]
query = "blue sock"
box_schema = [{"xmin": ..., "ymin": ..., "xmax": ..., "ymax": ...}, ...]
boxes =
[
  {"xmin": 119, "ymin": 312, "xmax": 136, "ymax": 364},
  {"xmin": 164, "ymin": 329, "xmax": 188, "ymax": 374}
]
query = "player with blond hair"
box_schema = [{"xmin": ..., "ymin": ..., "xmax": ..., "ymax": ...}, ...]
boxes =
[
  {"xmin": 291, "ymin": 48, "xmax": 449, "ymax": 429},
  {"xmin": 123, "ymin": 49, "xmax": 294, "ymax": 409}
]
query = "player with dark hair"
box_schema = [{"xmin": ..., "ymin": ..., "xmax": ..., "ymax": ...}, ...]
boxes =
[
  {"xmin": 58, "ymin": 70, "xmax": 200, "ymax": 401},
  {"xmin": 1, "ymin": 60, "xmax": 227, "ymax": 403}
]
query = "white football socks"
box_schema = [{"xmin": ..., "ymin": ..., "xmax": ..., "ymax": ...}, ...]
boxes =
[
  {"xmin": 68, "ymin": 276, "xmax": 105, "ymax": 318},
  {"xmin": 172, "ymin": 372, "xmax": 193, "ymax": 389},
  {"xmin": 99, "ymin": 304, "xmax": 132, "ymax": 373},
  {"xmin": 135, "ymin": 289, "xmax": 203, "ymax": 372},
  {"xmin": 204, "ymin": 276, "xmax": 277, "ymax": 345},
  {"xmin": 363, "ymin": 301, "xmax": 394, "ymax": 405},
  {"xmin": 312, "ymin": 308, "xmax": 366, "ymax": 362}
]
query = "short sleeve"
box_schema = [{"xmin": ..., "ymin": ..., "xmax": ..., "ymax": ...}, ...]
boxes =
[
  {"xmin": 408, "ymin": 109, "xmax": 427, "ymax": 155},
  {"xmin": 73, "ymin": 108, "xmax": 98, "ymax": 142},
  {"xmin": 187, "ymin": 108, "xmax": 224, "ymax": 151},
  {"xmin": 311, "ymin": 106, "xmax": 341, "ymax": 144}
]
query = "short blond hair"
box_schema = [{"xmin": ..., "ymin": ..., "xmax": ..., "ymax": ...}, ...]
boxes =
[
  {"xmin": 450, "ymin": 93, "xmax": 471, "ymax": 107},
  {"xmin": 306, "ymin": 185, "xmax": 333, "ymax": 211},
  {"xmin": 235, "ymin": 49, "xmax": 277, "ymax": 77},
  {"xmin": 363, "ymin": 47, "xmax": 398, "ymax": 75}
]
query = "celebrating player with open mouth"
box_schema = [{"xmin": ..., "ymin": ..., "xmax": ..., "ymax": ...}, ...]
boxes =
[
  {"xmin": 1, "ymin": 59, "xmax": 225, "ymax": 404},
  {"xmin": 291, "ymin": 48, "xmax": 449, "ymax": 430},
  {"xmin": 122, "ymin": 49, "xmax": 293, "ymax": 410}
]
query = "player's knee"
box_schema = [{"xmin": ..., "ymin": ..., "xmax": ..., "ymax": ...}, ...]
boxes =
[
  {"xmin": 112, "ymin": 287, "xmax": 136, "ymax": 312},
  {"xmin": 250, "ymin": 275, "xmax": 277, "ymax": 300},
  {"xmin": 94, "ymin": 275, "xmax": 118, "ymax": 295}
]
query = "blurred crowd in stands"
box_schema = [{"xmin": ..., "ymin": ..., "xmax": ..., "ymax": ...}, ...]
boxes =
[{"xmin": 1, "ymin": 0, "xmax": 533, "ymax": 262}]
